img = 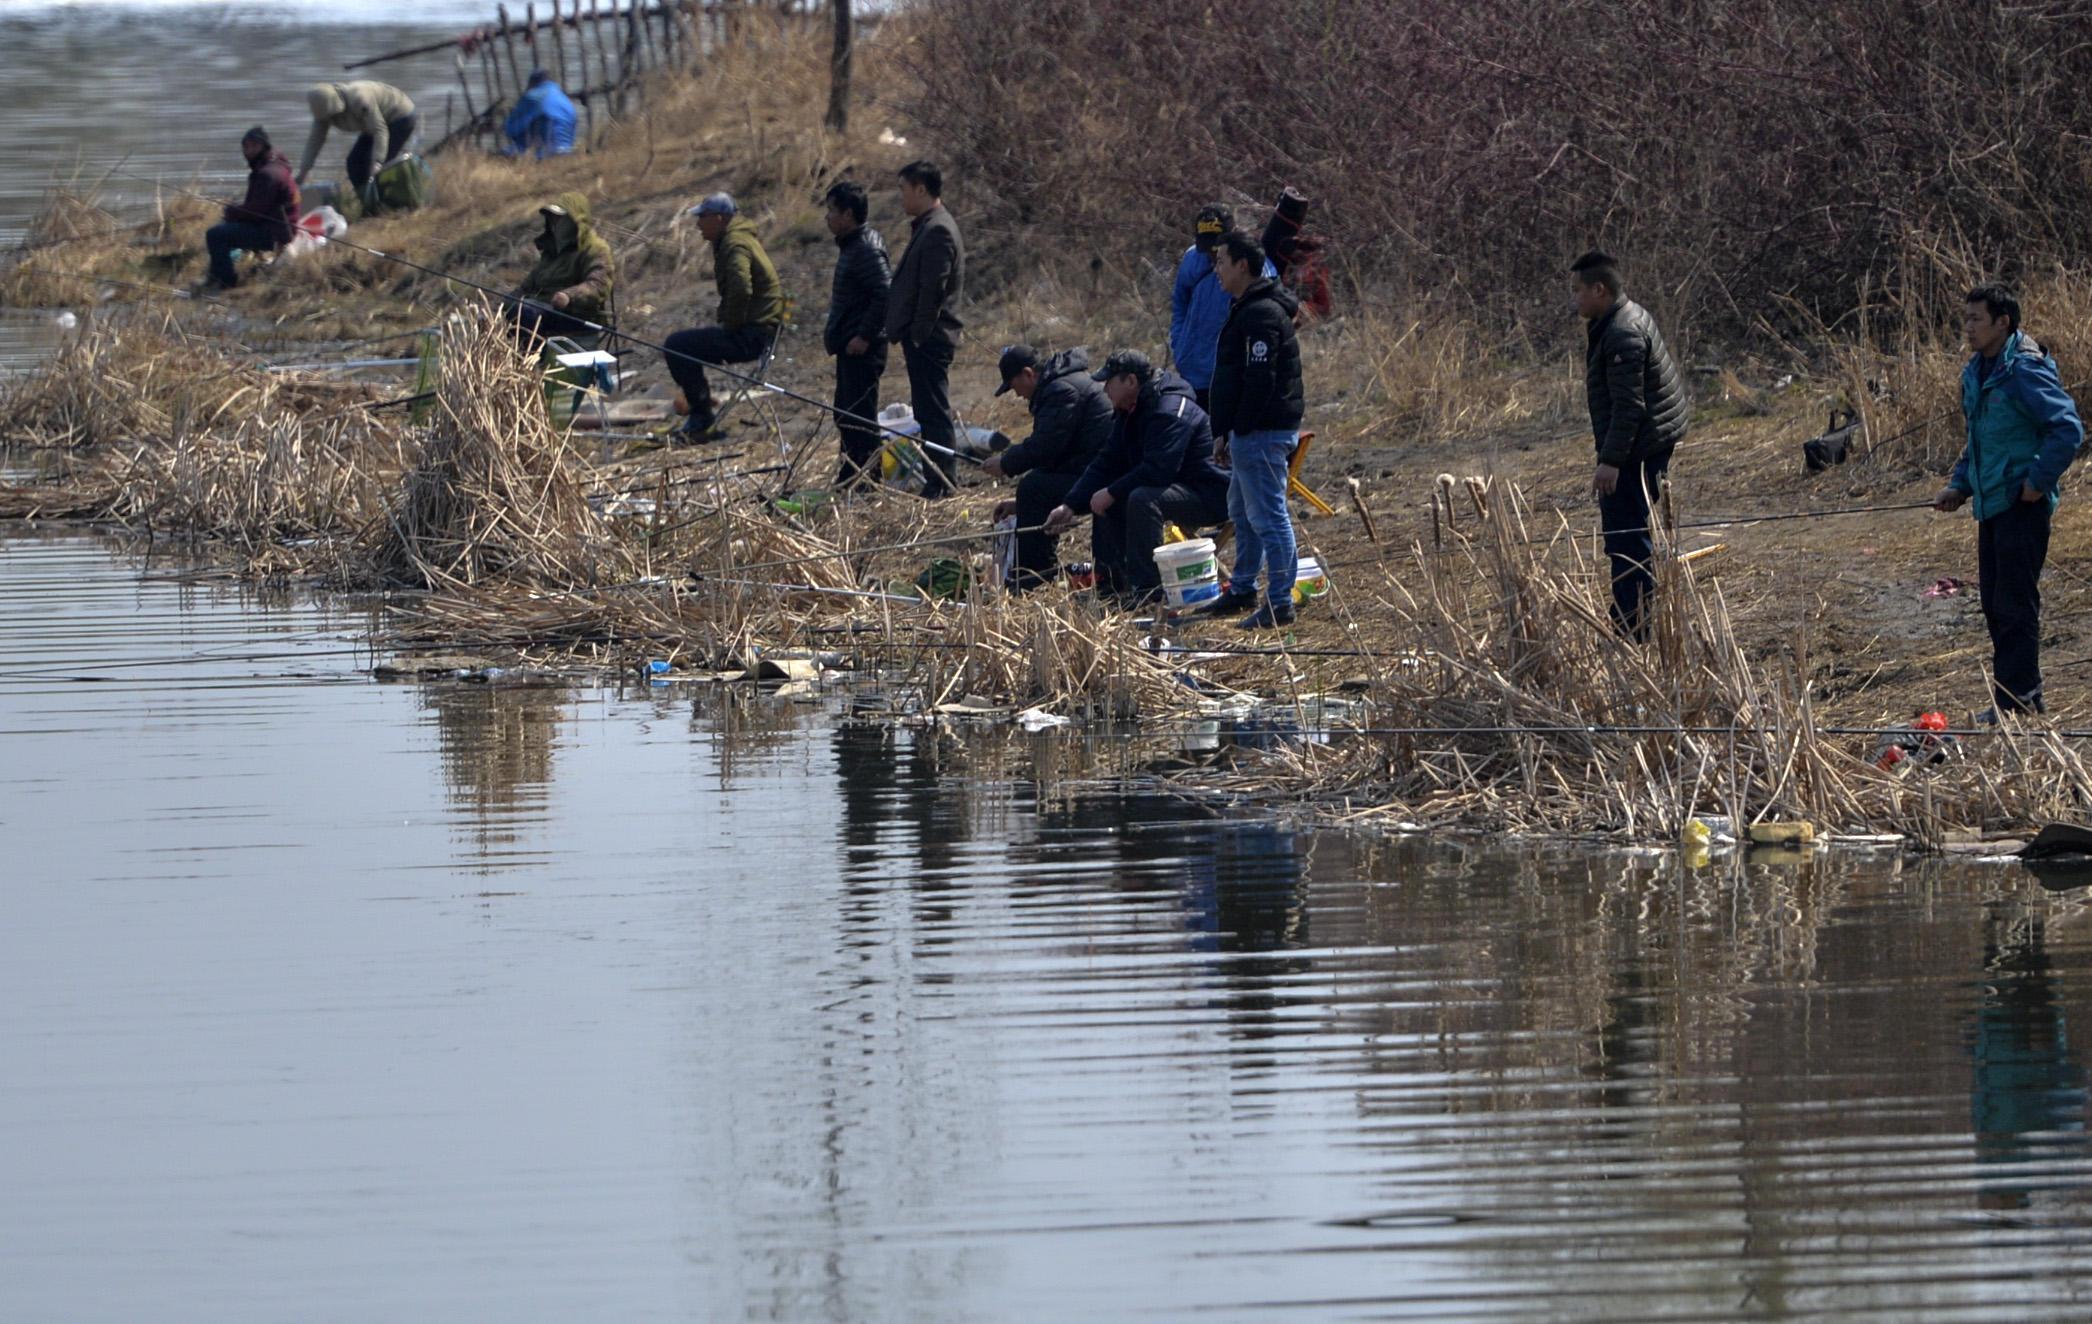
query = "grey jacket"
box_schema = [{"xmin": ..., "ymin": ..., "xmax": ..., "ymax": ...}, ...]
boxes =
[
  {"xmin": 884, "ymin": 204, "xmax": 964, "ymax": 350},
  {"xmin": 1585, "ymin": 298, "xmax": 1689, "ymax": 466}
]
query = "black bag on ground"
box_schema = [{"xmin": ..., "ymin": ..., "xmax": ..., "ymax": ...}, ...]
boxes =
[{"xmin": 1803, "ymin": 409, "xmax": 1861, "ymax": 473}]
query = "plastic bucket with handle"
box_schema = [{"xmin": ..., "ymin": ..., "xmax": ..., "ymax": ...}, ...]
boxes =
[{"xmin": 1151, "ymin": 537, "xmax": 1220, "ymax": 608}]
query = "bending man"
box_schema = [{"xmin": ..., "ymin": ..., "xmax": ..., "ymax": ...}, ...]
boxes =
[
  {"xmin": 983, "ymin": 344, "xmax": 1113, "ymax": 590},
  {"xmin": 298, "ymin": 81, "xmax": 416, "ymax": 193}
]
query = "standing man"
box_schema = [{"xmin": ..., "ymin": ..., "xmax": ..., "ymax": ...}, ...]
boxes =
[
  {"xmin": 1198, "ymin": 231, "xmax": 1305, "ymax": 630},
  {"xmin": 1572, "ymin": 250, "xmax": 1689, "ymax": 640},
  {"xmin": 297, "ymin": 81, "xmax": 416, "ymax": 193},
  {"xmin": 982, "ymin": 344, "xmax": 1114, "ymax": 590},
  {"xmin": 203, "ymin": 127, "xmax": 299, "ymax": 292},
  {"xmin": 1169, "ymin": 203, "xmax": 1275, "ymax": 410},
  {"xmin": 822, "ymin": 180, "xmax": 890, "ymax": 486},
  {"xmin": 1933, "ymin": 284, "xmax": 2083, "ymax": 717},
  {"xmin": 1046, "ymin": 350, "xmax": 1229, "ymax": 605},
  {"xmin": 663, "ymin": 193, "xmax": 783, "ymax": 442},
  {"xmin": 884, "ymin": 160, "xmax": 965, "ymax": 498}
]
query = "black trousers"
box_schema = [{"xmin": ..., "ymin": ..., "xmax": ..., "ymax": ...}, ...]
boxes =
[
  {"xmin": 1597, "ymin": 450, "xmax": 1672, "ymax": 640},
  {"xmin": 508, "ymin": 299, "xmax": 595, "ymax": 347},
  {"xmin": 834, "ymin": 350, "xmax": 887, "ymax": 485},
  {"xmin": 346, "ymin": 114, "xmax": 418, "ymax": 192},
  {"xmin": 902, "ymin": 339, "xmax": 957, "ymax": 496},
  {"xmin": 663, "ymin": 323, "xmax": 772, "ymax": 422},
  {"xmin": 1092, "ymin": 483, "xmax": 1227, "ymax": 595},
  {"xmin": 1978, "ymin": 498, "xmax": 2052, "ymax": 713},
  {"xmin": 1012, "ymin": 468, "xmax": 1081, "ymax": 589}
]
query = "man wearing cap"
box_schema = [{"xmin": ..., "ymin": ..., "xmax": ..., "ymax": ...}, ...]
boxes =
[
  {"xmin": 885, "ymin": 160, "xmax": 965, "ymax": 498},
  {"xmin": 1046, "ymin": 350, "xmax": 1230, "ymax": 605},
  {"xmin": 822, "ymin": 180, "xmax": 890, "ymax": 486},
  {"xmin": 297, "ymin": 81, "xmax": 416, "ymax": 192},
  {"xmin": 202, "ymin": 127, "xmax": 300, "ymax": 291},
  {"xmin": 507, "ymin": 191, "xmax": 614, "ymax": 345},
  {"xmin": 663, "ymin": 193, "xmax": 784, "ymax": 441},
  {"xmin": 1169, "ymin": 203, "xmax": 1274, "ymax": 411},
  {"xmin": 983, "ymin": 345, "xmax": 1114, "ymax": 590}
]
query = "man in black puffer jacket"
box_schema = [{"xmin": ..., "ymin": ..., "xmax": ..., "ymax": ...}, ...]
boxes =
[
  {"xmin": 1573, "ymin": 250, "xmax": 1689, "ymax": 639},
  {"xmin": 1047, "ymin": 350, "xmax": 1231, "ymax": 605},
  {"xmin": 983, "ymin": 345, "xmax": 1114, "ymax": 590},
  {"xmin": 823, "ymin": 181, "xmax": 891, "ymax": 485},
  {"xmin": 1202, "ymin": 230, "xmax": 1307, "ymax": 629}
]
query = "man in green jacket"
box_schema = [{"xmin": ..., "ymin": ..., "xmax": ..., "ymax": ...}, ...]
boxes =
[
  {"xmin": 506, "ymin": 191, "xmax": 614, "ymax": 345},
  {"xmin": 1933, "ymin": 283, "xmax": 2084, "ymax": 716},
  {"xmin": 664, "ymin": 193, "xmax": 783, "ymax": 441}
]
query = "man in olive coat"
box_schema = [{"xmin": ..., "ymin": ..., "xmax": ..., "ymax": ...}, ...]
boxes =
[{"xmin": 1572, "ymin": 250, "xmax": 1689, "ymax": 640}]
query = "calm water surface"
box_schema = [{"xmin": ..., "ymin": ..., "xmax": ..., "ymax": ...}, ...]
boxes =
[{"xmin": 4, "ymin": 538, "xmax": 2092, "ymax": 1321}]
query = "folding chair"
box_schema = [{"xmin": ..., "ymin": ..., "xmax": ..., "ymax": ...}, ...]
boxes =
[
  {"xmin": 1287, "ymin": 430, "xmax": 1336, "ymax": 516},
  {"xmin": 707, "ymin": 292, "xmax": 793, "ymax": 436}
]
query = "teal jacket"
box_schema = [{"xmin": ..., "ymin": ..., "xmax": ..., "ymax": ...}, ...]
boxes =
[{"xmin": 1951, "ymin": 331, "xmax": 2083, "ymax": 521}]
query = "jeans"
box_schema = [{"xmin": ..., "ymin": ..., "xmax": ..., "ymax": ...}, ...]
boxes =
[
  {"xmin": 346, "ymin": 114, "xmax": 419, "ymax": 191},
  {"xmin": 902, "ymin": 339, "xmax": 957, "ymax": 495},
  {"xmin": 663, "ymin": 323, "xmax": 772, "ymax": 423},
  {"xmin": 507, "ymin": 299, "xmax": 596, "ymax": 347},
  {"xmin": 1225, "ymin": 429, "xmax": 1299, "ymax": 603},
  {"xmin": 833, "ymin": 349, "xmax": 887, "ymax": 485},
  {"xmin": 203, "ymin": 220, "xmax": 277, "ymax": 288},
  {"xmin": 1978, "ymin": 498, "xmax": 2052, "ymax": 713},
  {"xmin": 1012, "ymin": 468, "xmax": 1081, "ymax": 589},
  {"xmin": 1092, "ymin": 483, "xmax": 1227, "ymax": 596},
  {"xmin": 1597, "ymin": 450, "xmax": 1672, "ymax": 640}
]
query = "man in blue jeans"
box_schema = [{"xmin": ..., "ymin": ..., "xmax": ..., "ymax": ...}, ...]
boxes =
[
  {"xmin": 1933, "ymin": 283, "xmax": 2083, "ymax": 717},
  {"xmin": 1197, "ymin": 230, "xmax": 1306, "ymax": 630},
  {"xmin": 1572, "ymin": 251, "xmax": 1689, "ymax": 640}
]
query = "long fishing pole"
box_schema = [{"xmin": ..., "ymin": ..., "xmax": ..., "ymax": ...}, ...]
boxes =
[{"xmin": 102, "ymin": 167, "xmax": 986, "ymax": 469}]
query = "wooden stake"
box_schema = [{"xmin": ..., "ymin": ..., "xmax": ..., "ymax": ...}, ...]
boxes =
[
  {"xmin": 454, "ymin": 51, "xmax": 480, "ymax": 138},
  {"xmin": 525, "ymin": 2, "xmax": 540, "ymax": 83},
  {"xmin": 547, "ymin": 0, "xmax": 570, "ymax": 88},
  {"xmin": 496, "ymin": 5, "xmax": 527, "ymax": 97}
]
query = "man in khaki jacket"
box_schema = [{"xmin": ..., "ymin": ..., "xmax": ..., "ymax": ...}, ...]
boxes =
[{"xmin": 298, "ymin": 81, "xmax": 417, "ymax": 193}]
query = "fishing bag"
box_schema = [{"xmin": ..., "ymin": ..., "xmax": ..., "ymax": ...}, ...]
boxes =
[
  {"xmin": 1803, "ymin": 408, "xmax": 1862, "ymax": 473},
  {"xmin": 361, "ymin": 153, "xmax": 435, "ymax": 216}
]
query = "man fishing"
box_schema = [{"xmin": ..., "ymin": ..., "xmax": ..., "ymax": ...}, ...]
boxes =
[
  {"xmin": 506, "ymin": 192, "xmax": 614, "ymax": 345},
  {"xmin": 983, "ymin": 344, "xmax": 1114, "ymax": 590},
  {"xmin": 1046, "ymin": 350, "xmax": 1229, "ymax": 607},
  {"xmin": 201, "ymin": 126, "xmax": 300, "ymax": 292},
  {"xmin": 664, "ymin": 193, "xmax": 783, "ymax": 443}
]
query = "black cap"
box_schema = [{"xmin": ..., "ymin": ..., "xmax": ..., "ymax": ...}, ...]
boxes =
[
  {"xmin": 1194, "ymin": 202, "xmax": 1233, "ymax": 250},
  {"xmin": 1092, "ymin": 349, "xmax": 1153, "ymax": 383},
  {"xmin": 242, "ymin": 125, "xmax": 271, "ymax": 147},
  {"xmin": 994, "ymin": 344, "xmax": 1039, "ymax": 396}
]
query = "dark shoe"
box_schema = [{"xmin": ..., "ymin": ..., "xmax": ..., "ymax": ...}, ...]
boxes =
[
  {"xmin": 676, "ymin": 415, "xmax": 723, "ymax": 445},
  {"xmin": 1236, "ymin": 600, "xmax": 1296, "ymax": 631},
  {"xmin": 1195, "ymin": 587, "xmax": 1259, "ymax": 616}
]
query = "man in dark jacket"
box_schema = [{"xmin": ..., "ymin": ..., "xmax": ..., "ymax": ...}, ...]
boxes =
[
  {"xmin": 884, "ymin": 160, "xmax": 965, "ymax": 497},
  {"xmin": 1200, "ymin": 230, "xmax": 1306, "ymax": 630},
  {"xmin": 822, "ymin": 181, "xmax": 890, "ymax": 485},
  {"xmin": 204, "ymin": 127, "xmax": 299, "ymax": 291},
  {"xmin": 665, "ymin": 192, "xmax": 784, "ymax": 441},
  {"xmin": 983, "ymin": 344, "xmax": 1113, "ymax": 590},
  {"xmin": 1047, "ymin": 350, "xmax": 1230, "ymax": 604},
  {"xmin": 1573, "ymin": 250, "xmax": 1689, "ymax": 640}
]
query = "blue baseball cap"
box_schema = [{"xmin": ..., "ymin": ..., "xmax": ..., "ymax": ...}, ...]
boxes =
[{"xmin": 690, "ymin": 192, "xmax": 736, "ymax": 218}]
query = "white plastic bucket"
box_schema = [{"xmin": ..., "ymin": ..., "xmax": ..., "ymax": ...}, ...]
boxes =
[
  {"xmin": 1152, "ymin": 537, "xmax": 1220, "ymax": 608},
  {"xmin": 1291, "ymin": 556, "xmax": 1328, "ymax": 604}
]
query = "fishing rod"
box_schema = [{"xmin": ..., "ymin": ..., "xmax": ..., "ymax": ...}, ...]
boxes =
[{"xmin": 102, "ymin": 167, "xmax": 987, "ymax": 470}]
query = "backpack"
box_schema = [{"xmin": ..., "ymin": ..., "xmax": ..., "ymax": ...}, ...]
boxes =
[{"xmin": 361, "ymin": 154, "xmax": 434, "ymax": 216}]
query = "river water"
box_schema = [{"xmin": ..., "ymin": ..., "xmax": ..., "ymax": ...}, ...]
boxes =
[{"xmin": 4, "ymin": 533, "xmax": 2092, "ymax": 1320}]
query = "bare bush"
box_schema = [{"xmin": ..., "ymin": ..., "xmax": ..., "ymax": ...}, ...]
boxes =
[{"xmin": 897, "ymin": 0, "xmax": 2092, "ymax": 342}]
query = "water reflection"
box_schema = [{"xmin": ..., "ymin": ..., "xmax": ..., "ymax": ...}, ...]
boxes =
[{"xmin": 1972, "ymin": 908, "xmax": 2089, "ymax": 1212}]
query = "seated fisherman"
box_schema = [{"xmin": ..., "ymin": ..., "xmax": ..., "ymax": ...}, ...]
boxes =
[
  {"xmin": 507, "ymin": 192, "xmax": 614, "ymax": 346},
  {"xmin": 982, "ymin": 345, "xmax": 1114, "ymax": 591},
  {"xmin": 503, "ymin": 70, "xmax": 578, "ymax": 160},
  {"xmin": 1045, "ymin": 349, "xmax": 1230, "ymax": 605},
  {"xmin": 663, "ymin": 193, "xmax": 783, "ymax": 442},
  {"xmin": 203, "ymin": 126, "xmax": 300, "ymax": 291}
]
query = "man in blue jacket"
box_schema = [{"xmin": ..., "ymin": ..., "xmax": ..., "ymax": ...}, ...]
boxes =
[
  {"xmin": 1046, "ymin": 350, "xmax": 1230, "ymax": 605},
  {"xmin": 1934, "ymin": 284, "xmax": 2084, "ymax": 716},
  {"xmin": 504, "ymin": 70, "xmax": 578, "ymax": 159},
  {"xmin": 1169, "ymin": 203, "xmax": 1274, "ymax": 410}
]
